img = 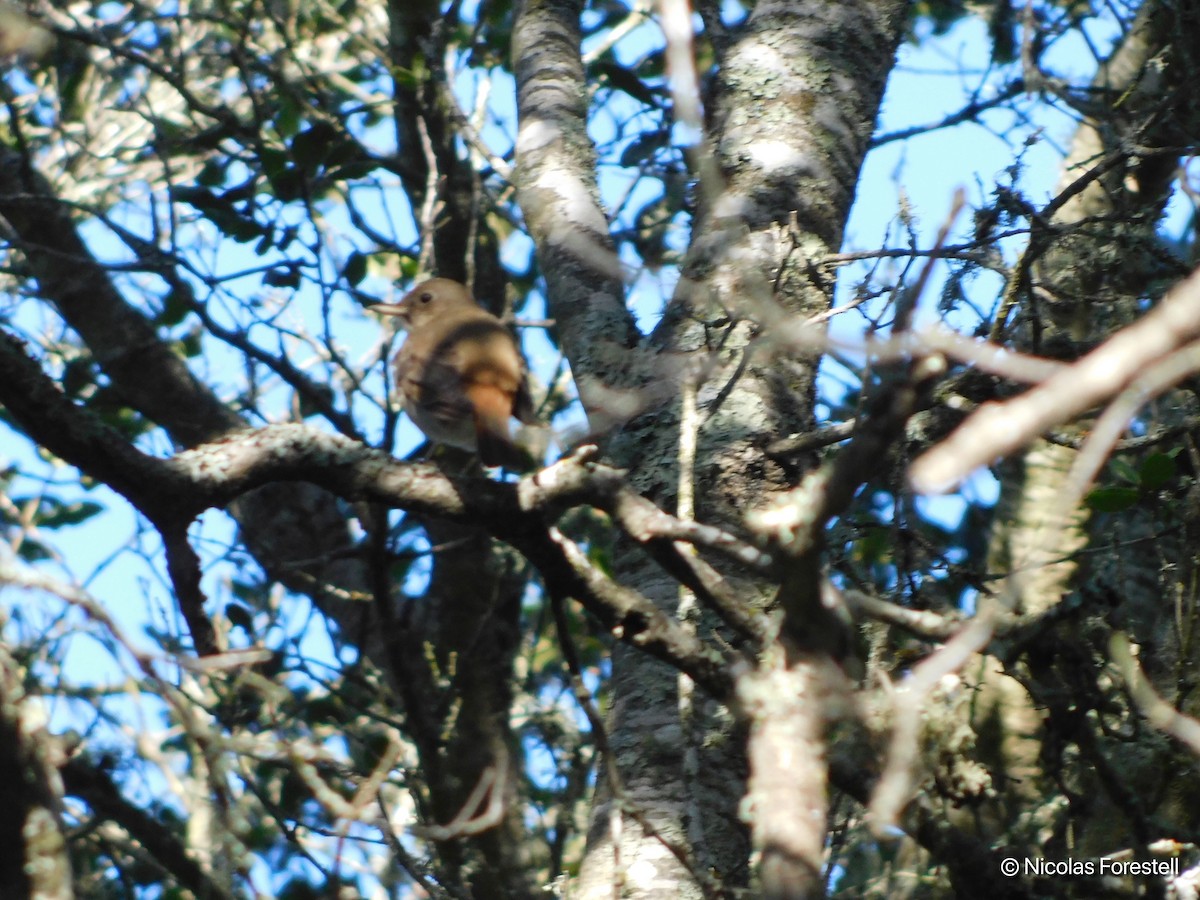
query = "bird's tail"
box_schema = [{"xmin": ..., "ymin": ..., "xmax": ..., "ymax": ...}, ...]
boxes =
[{"xmin": 468, "ymin": 383, "xmax": 537, "ymax": 472}]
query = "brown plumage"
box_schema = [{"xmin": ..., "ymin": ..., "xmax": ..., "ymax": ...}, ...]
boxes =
[{"xmin": 372, "ymin": 278, "xmax": 537, "ymax": 470}]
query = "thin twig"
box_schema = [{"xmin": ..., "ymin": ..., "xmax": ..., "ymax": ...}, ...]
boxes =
[
  {"xmin": 868, "ymin": 611, "xmax": 997, "ymax": 833},
  {"xmin": 417, "ymin": 752, "xmax": 509, "ymax": 840},
  {"xmin": 1111, "ymin": 633, "xmax": 1200, "ymax": 757},
  {"xmin": 912, "ymin": 264, "xmax": 1200, "ymax": 494}
]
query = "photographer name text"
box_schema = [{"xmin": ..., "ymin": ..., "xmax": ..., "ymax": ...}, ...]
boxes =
[{"xmin": 999, "ymin": 857, "xmax": 1179, "ymax": 878}]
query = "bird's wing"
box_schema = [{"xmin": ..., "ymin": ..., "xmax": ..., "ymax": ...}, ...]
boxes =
[
  {"xmin": 512, "ymin": 374, "xmax": 538, "ymax": 425},
  {"xmin": 443, "ymin": 318, "xmax": 539, "ymax": 424},
  {"xmin": 395, "ymin": 342, "xmax": 474, "ymax": 423},
  {"xmin": 441, "ymin": 320, "xmax": 523, "ymax": 389}
]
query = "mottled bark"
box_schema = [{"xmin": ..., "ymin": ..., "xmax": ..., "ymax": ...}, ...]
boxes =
[
  {"xmin": 516, "ymin": 0, "xmax": 907, "ymax": 896},
  {"xmin": 974, "ymin": 0, "xmax": 1200, "ymax": 867},
  {"xmin": 0, "ymin": 136, "xmax": 532, "ymax": 899},
  {"xmin": 0, "ymin": 636, "xmax": 73, "ymax": 900},
  {"xmin": 386, "ymin": 0, "xmax": 506, "ymax": 299},
  {"xmin": 513, "ymin": 0, "xmax": 641, "ymax": 427}
]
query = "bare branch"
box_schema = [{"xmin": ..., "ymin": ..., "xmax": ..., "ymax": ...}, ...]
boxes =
[
  {"xmin": 1111, "ymin": 633, "xmax": 1200, "ymax": 758},
  {"xmin": 911, "ymin": 264, "xmax": 1200, "ymax": 494},
  {"xmin": 870, "ymin": 79, "xmax": 1028, "ymax": 148},
  {"xmin": 418, "ymin": 752, "xmax": 509, "ymax": 841},
  {"xmin": 840, "ymin": 586, "xmax": 964, "ymax": 641},
  {"xmin": 61, "ymin": 756, "xmax": 235, "ymax": 900},
  {"xmin": 868, "ymin": 611, "xmax": 996, "ymax": 833}
]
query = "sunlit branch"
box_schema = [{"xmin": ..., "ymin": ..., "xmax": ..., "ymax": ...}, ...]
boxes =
[{"xmin": 911, "ymin": 264, "xmax": 1200, "ymax": 494}]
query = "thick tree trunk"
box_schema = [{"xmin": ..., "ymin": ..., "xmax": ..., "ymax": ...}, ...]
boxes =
[
  {"xmin": 512, "ymin": 1, "xmax": 907, "ymax": 895},
  {"xmin": 974, "ymin": 0, "xmax": 1200, "ymax": 864}
]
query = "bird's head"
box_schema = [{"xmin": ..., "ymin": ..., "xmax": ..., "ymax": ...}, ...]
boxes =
[{"xmin": 371, "ymin": 277, "xmax": 478, "ymax": 330}]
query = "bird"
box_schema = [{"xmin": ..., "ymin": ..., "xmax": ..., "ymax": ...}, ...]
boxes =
[{"xmin": 372, "ymin": 278, "xmax": 539, "ymax": 471}]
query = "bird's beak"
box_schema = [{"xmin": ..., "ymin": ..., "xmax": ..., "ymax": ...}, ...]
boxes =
[{"xmin": 370, "ymin": 302, "xmax": 410, "ymax": 324}]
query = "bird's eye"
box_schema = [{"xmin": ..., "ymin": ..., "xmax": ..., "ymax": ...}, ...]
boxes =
[{"xmin": 419, "ymin": 292, "xmax": 433, "ymax": 303}]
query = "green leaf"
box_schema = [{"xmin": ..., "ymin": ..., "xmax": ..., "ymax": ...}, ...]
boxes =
[
  {"xmin": 181, "ymin": 193, "xmax": 264, "ymax": 243},
  {"xmin": 159, "ymin": 284, "xmax": 194, "ymax": 327},
  {"xmin": 291, "ymin": 122, "xmax": 338, "ymax": 172},
  {"xmin": 264, "ymin": 266, "xmax": 301, "ymax": 289},
  {"xmin": 327, "ymin": 160, "xmax": 378, "ymax": 181},
  {"xmin": 274, "ymin": 97, "xmax": 303, "ymax": 138},
  {"xmin": 223, "ymin": 214, "xmax": 266, "ymax": 243},
  {"xmin": 637, "ymin": 46, "xmax": 667, "ymax": 78},
  {"xmin": 259, "ymin": 146, "xmax": 289, "ymax": 180},
  {"xmin": 1139, "ymin": 452, "xmax": 1177, "ymax": 489},
  {"xmin": 17, "ymin": 539, "xmax": 51, "ymax": 562},
  {"xmin": 180, "ymin": 328, "xmax": 204, "ymax": 358},
  {"xmin": 196, "ymin": 158, "xmax": 227, "ymax": 187},
  {"xmin": 392, "ymin": 67, "xmax": 420, "ymax": 90},
  {"xmin": 1085, "ymin": 486, "xmax": 1139, "ymax": 512},
  {"xmin": 586, "ymin": 543, "xmax": 613, "ymax": 578},
  {"xmin": 173, "ymin": 184, "xmax": 220, "ymax": 209},
  {"xmin": 267, "ymin": 166, "xmax": 305, "ymax": 203},
  {"xmin": 343, "ymin": 251, "xmax": 368, "ymax": 286},
  {"xmin": 35, "ymin": 499, "xmax": 105, "ymax": 529},
  {"xmin": 324, "ymin": 136, "xmax": 362, "ymax": 169},
  {"xmin": 225, "ymin": 603, "xmax": 254, "ymax": 632},
  {"xmin": 594, "ymin": 60, "xmax": 663, "ymax": 107},
  {"xmin": 254, "ymin": 229, "xmax": 275, "ymax": 257},
  {"xmin": 1109, "ymin": 457, "xmax": 1140, "ymax": 484},
  {"xmin": 278, "ymin": 225, "xmax": 298, "ymax": 251}
]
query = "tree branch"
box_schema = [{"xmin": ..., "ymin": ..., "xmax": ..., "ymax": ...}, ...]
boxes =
[
  {"xmin": 0, "ymin": 329, "xmax": 737, "ymax": 695},
  {"xmin": 512, "ymin": 0, "xmax": 640, "ymax": 431},
  {"xmin": 911, "ymin": 263, "xmax": 1200, "ymax": 494},
  {"xmin": 61, "ymin": 755, "xmax": 235, "ymax": 900}
]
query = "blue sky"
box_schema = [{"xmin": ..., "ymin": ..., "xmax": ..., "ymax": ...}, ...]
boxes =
[
  {"xmin": 0, "ymin": 0, "xmax": 1134, "ymax": 765},
  {"xmin": 2, "ymin": 2, "xmax": 1193, "ymax": 892}
]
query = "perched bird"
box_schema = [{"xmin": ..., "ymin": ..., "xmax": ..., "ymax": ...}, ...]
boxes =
[{"xmin": 373, "ymin": 278, "xmax": 538, "ymax": 471}]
